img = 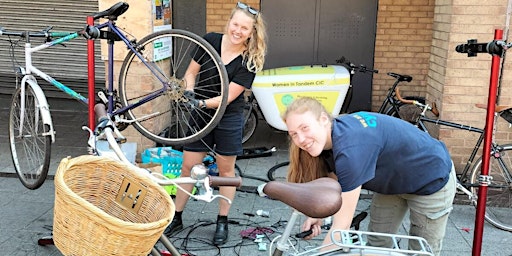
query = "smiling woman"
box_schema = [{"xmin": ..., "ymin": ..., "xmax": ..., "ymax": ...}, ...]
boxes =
[
  {"xmin": 282, "ymin": 97, "xmax": 456, "ymax": 256},
  {"xmin": 163, "ymin": 2, "xmax": 268, "ymax": 245}
]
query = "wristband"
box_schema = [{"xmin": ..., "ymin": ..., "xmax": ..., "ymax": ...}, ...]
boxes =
[{"xmin": 201, "ymin": 99, "xmax": 207, "ymax": 109}]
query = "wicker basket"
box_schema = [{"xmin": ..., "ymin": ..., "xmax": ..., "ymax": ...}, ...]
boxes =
[{"xmin": 53, "ymin": 155, "xmax": 175, "ymax": 256}]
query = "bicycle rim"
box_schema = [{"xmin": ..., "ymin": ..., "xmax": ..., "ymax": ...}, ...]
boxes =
[
  {"xmin": 9, "ymin": 87, "xmax": 51, "ymax": 190},
  {"xmin": 267, "ymin": 161, "xmax": 289, "ymax": 182},
  {"xmin": 242, "ymin": 108, "xmax": 257, "ymax": 144},
  {"xmin": 119, "ymin": 29, "xmax": 228, "ymax": 145},
  {"xmin": 470, "ymin": 144, "xmax": 512, "ymax": 231}
]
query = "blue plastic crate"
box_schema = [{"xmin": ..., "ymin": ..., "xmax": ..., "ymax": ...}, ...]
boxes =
[
  {"xmin": 141, "ymin": 147, "xmax": 183, "ymax": 176},
  {"xmin": 141, "ymin": 147, "xmax": 213, "ymax": 195},
  {"xmin": 141, "ymin": 147, "xmax": 184, "ymax": 195}
]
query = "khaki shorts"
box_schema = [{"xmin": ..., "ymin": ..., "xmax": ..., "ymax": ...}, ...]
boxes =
[{"xmin": 367, "ymin": 163, "xmax": 456, "ymax": 256}]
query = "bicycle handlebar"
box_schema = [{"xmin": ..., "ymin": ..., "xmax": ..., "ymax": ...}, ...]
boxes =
[
  {"xmin": 210, "ymin": 176, "xmax": 242, "ymax": 187},
  {"xmin": 336, "ymin": 56, "xmax": 379, "ymax": 74},
  {"xmin": 0, "ymin": 26, "xmax": 74, "ymax": 39},
  {"xmin": 395, "ymin": 87, "xmax": 440, "ymax": 117},
  {"xmin": 94, "ymin": 103, "xmax": 109, "ymax": 121}
]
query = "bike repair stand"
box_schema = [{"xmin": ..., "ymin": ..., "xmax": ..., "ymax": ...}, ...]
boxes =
[
  {"xmin": 36, "ymin": 15, "xmax": 98, "ymax": 248},
  {"xmin": 455, "ymin": 29, "xmax": 506, "ymax": 256}
]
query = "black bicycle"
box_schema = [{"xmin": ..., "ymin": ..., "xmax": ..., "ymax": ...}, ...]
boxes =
[{"xmin": 390, "ymin": 81, "xmax": 512, "ymax": 232}]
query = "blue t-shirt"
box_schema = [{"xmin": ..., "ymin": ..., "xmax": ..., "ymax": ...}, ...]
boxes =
[{"xmin": 331, "ymin": 112, "xmax": 452, "ymax": 195}]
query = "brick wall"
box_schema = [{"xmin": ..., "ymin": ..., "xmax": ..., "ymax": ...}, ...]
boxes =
[
  {"xmin": 206, "ymin": 0, "xmax": 261, "ymax": 33},
  {"xmin": 372, "ymin": 0, "xmax": 435, "ymax": 111},
  {"xmin": 433, "ymin": 0, "xmax": 512, "ymax": 171}
]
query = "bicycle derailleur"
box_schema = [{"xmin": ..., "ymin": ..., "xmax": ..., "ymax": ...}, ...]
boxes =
[{"xmin": 96, "ymin": 89, "xmax": 129, "ymax": 131}]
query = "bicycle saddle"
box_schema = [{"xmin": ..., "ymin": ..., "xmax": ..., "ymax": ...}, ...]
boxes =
[
  {"xmin": 475, "ymin": 103, "xmax": 512, "ymax": 113},
  {"xmin": 92, "ymin": 2, "xmax": 129, "ymax": 20},
  {"xmin": 263, "ymin": 177, "xmax": 342, "ymax": 218}
]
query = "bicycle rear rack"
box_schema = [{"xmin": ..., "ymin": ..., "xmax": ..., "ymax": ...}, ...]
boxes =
[{"xmin": 330, "ymin": 230, "xmax": 434, "ymax": 255}]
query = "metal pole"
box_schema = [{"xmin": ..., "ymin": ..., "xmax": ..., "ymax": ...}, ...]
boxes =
[
  {"xmin": 87, "ymin": 16, "xmax": 95, "ymax": 130},
  {"xmin": 472, "ymin": 28, "xmax": 503, "ymax": 256}
]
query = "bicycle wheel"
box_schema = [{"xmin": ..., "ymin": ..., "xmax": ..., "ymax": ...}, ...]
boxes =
[
  {"xmin": 119, "ymin": 29, "xmax": 229, "ymax": 145},
  {"xmin": 267, "ymin": 161, "xmax": 289, "ymax": 182},
  {"xmin": 469, "ymin": 143, "xmax": 512, "ymax": 231},
  {"xmin": 242, "ymin": 107, "xmax": 257, "ymax": 144},
  {"xmin": 9, "ymin": 86, "xmax": 51, "ymax": 190}
]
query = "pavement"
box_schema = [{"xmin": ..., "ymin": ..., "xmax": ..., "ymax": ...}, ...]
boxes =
[{"xmin": 1, "ymin": 94, "xmax": 512, "ymax": 256}]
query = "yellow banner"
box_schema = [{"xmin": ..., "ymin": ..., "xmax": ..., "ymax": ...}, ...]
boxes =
[{"xmin": 274, "ymin": 91, "xmax": 341, "ymax": 114}]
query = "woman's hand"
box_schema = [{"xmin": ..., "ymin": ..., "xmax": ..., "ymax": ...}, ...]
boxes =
[{"xmin": 301, "ymin": 217, "xmax": 323, "ymax": 240}]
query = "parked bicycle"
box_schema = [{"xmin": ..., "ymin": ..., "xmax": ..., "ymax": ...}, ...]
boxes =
[
  {"xmin": 1, "ymin": 2, "xmax": 229, "ymax": 189},
  {"xmin": 377, "ymin": 72, "xmax": 438, "ymax": 120},
  {"xmin": 388, "ymin": 79, "xmax": 512, "ymax": 232}
]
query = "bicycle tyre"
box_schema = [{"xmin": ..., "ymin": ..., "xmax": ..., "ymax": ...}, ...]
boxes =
[
  {"xmin": 119, "ymin": 29, "xmax": 229, "ymax": 145},
  {"xmin": 242, "ymin": 108, "xmax": 257, "ymax": 144},
  {"xmin": 267, "ymin": 161, "xmax": 289, "ymax": 182},
  {"xmin": 469, "ymin": 143, "xmax": 512, "ymax": 231},
  {"xmin": 9, "ymin": 86, "xmax": 51, "ymax": 190}
]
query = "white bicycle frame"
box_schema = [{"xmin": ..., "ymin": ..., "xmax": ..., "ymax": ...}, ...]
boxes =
[{"xmin": 15, "ymin": 33, "xmax": 86, "ymax": 144}]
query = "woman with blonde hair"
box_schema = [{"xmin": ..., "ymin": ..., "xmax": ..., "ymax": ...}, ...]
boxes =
[
  {"xmin": 282, "ymin": 97, "xmax": 456, "ymax": 255},
  {"xmin": 164, "ymin": 2, "xmax": 267, "ymax": 245}
]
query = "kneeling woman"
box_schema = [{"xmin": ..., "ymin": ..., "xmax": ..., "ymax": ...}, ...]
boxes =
[{"xmin": 282, "ymin": 97, "xmax": 456, "ymax": 256}]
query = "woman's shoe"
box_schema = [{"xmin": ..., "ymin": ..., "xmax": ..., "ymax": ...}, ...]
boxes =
[
  {"xmin": 164, "ymin": 216, "xmax": 183, "ymax": 237},
  {"xmin": 213, "ymin": 218, "xmax": 228, "ymax": 245}
]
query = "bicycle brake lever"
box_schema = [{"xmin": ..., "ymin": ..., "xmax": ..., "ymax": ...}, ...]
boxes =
[
  {"xmin": 82, "ymin": 126, "xmax": 97, "ymax": 154},
  {"xmin": 195, "ymin": 176, "xmax": 232, "ymax": 204},
  {"xmin": 193, "ymin": 192, "xmax": 233, "ymax": 204}
]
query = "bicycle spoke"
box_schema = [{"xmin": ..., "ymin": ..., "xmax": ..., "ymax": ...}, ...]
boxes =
[
  {"xmin": 9, "ymin": 87, "xmax": 51, "ymax": 189},
  {"xmin": 119, "ymin": 29, "xmax": 228, "ymax": 145},
  {"xmin": 470, "ymin": 144, "xmax": 512, "ymax": 231}
]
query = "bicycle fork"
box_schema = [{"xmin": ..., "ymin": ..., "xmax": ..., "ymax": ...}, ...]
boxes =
[{"xmin": 17, "ymin": 76, "xmax": 55, "ymax": 143}]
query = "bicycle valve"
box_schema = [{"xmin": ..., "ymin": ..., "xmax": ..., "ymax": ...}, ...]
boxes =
[{"xmin": 190, "ymin": 164, "xmax": 208, "ymax": 180}]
